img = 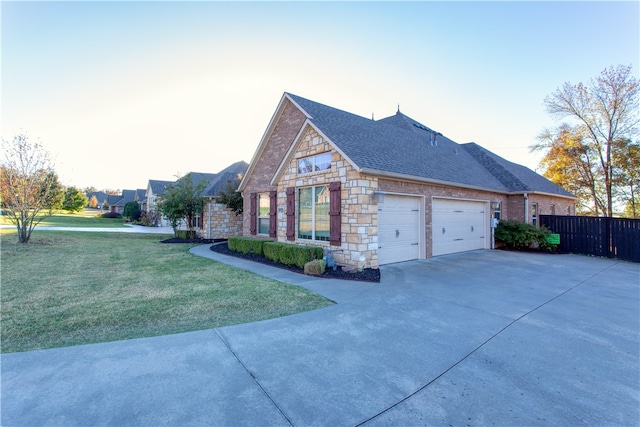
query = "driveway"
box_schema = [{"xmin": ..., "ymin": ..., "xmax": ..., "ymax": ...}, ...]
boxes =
[{"xmin": 2, "ymin": 250, "xmax": 638, "ymax": 426}]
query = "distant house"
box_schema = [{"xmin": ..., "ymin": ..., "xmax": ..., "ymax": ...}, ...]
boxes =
[
  {"xmin": 110, "ymin": 189, "xmax": 137, "ymax": 215},
  {"xmin": 133, "ymin": 189, "xmax": 147, "ymax": 212},
  {"xmin": 239, "ymin": 93, "xmax": 576, "ymax": 268},
  {"xmin": 85, "ymin": 191, "xmax": 110, "ymax": 209},
  {"xmin": 173, "ymin": 161, "xmax": 248, "ymax": 239},
  {"xmin": 145, "ymin": 180, "xmax": 175, "ymax": 226}
]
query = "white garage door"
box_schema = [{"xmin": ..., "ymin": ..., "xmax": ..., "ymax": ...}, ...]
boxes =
[
  {"xmin": 432, "ymin": 199, "xmax": 487, "ymax": 256},
  {"xmin": 378, "ymin": 195, "xmax": 421, "ymax": 265}
]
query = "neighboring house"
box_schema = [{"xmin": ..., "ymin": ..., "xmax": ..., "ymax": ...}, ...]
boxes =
[
  {"xmin": 85, "ymin": 191, "xmax": 110, "ymax": 209},
  {"xmin": 239, "ymin": 93, "xmax": 576, "ymax": 268},
  {"xmin": 145, "ymin": 179, "xmax": 175, "ymax": 226},
  {"xmin": 110, "ymin": 189, "xmax": 137, "ymax": 215},
  {"xmin": 134, "ymin": 189, "xmax": 147, "ymax": 212},
  {"xmin": 173, "ymin": 161, "xmax": 248, "ymax": 239}
]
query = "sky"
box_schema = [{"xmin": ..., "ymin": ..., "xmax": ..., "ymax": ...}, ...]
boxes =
[{"xmin": 2, "ymin": 1, "xmax": 638, "ymax": 192}]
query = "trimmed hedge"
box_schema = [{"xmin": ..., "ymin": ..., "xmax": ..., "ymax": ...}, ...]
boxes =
[
  {"xmin": 263, "ymin": 242, "xmax": 324, "ymax": 269},
  {"xmin": 227, "ymin": 236, "xmax": 273, "ymax": 255}
]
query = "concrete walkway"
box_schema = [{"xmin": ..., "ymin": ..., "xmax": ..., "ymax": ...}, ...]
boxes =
[{"xmin": 2, "ymin": 249, "xmax": 638, "ymax": 426}]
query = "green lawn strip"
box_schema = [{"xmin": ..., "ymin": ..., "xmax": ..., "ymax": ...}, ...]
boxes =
[
  {"xmin": 1, "ymin": 231, "xmax": 334, "ymax": 353},
  {"xmin": 1, "ymin": 210, "xmax": 127, "ymax": 228}
]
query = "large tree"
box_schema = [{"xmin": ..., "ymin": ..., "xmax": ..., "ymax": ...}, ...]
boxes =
[
  {"xmin": 158, "ymin": 173, "xmax": 208, "ymax": 238},
  {"xmin": 532, "ymin": 64, "xmax": 639, "ymax": 216},
  {"xmin": 1, "ymin": 134, "xmax": 64, "ymax": 243}
]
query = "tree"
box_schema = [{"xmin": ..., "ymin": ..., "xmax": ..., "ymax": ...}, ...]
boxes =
[
  {"xmin": 88, "ymin": 195, "xmax": 99, "ymax": 209},
  {"xmin": 613, "ymin": 139, "xmax": 640, "ymax": 217},
  {"xmin": 123, "ymin": 201, "xmax": 141, "ymax": 221},
  {"xmin": 158, "ymin": 173, "xmax": 208, "ymax": 238},
  {"xmin": 62, "ymin": 186, "xmax": 88, "ymax": 212},
  {"xmin": 0, "ymin": 134, "xmax": 62, "ymax": 243},
  {"xmin": 532, "ymin": 64, "xmax": 639, "ymax": 216},
  {"xmin": 216, "ymin": 178, "xmax": 243, "ymax": 215}
]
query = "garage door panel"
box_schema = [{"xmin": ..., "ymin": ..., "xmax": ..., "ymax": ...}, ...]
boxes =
[
  {"xmin": 432, "ymin": 199, "xmax": 487, "ymax": 257},
  {"xmin": 378, "ymin": 195, "xmax": 421, "ymax": 265}
]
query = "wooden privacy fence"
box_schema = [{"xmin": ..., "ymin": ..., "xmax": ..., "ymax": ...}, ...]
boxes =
[{"xmin": 540, "ymin": 215, "xmax": 640, "ymax": 263}]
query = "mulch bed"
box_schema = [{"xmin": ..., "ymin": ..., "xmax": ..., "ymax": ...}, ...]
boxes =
[{"xmin": 209, "ymin": 242, "xmax": 380, "ymax": 283}]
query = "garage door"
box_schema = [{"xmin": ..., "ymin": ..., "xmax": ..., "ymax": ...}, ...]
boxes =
[
  {"xmin": 432, "ymin": 199, "xmax": 487, "ymax": 256},
  {"xmin": 378, "ymin": 195, "xmax": 421, "ymax": 265}
]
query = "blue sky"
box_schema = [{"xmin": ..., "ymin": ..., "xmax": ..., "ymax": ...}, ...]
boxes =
[{"xmin": 2, "ymin": 1, "xmax": 638, "ymax": 191}]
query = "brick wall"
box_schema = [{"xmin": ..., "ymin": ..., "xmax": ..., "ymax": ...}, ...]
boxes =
[{"xmin": 242, "ymin": 98, "xmax": 307, "ymax": 234}]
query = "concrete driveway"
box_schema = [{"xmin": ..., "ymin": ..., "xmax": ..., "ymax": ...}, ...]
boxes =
[{"xmin": 2, "ymin": 249, "xmax": 638, "ymax": 426}]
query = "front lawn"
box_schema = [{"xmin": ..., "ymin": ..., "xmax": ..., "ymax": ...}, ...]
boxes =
[
  {"xmin": 1, "ymin": 209, "xmax": 126, "ymax": 228},
  {"xmin": 1, "ymin": 231, "xmax": 334, "ymax": 353}
]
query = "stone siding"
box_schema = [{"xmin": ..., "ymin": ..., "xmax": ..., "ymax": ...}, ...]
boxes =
[
  {"xmin": 201, "ymin": 200, "xmax": 243, "ymax": 239},
  {"xmin": 275, "ymin": 126, "xmax": 379, "ymax": 268}
]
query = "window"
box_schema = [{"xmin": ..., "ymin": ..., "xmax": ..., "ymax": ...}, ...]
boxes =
[
  {"xmin": 532, "ymin": 203, "xmax": 538, "ymax": 227},
  {"xmin": 192, "ymin": 215, "xmax": 201, "ymax": 229},
  {"xmin": 298, "ymin": 185, "xmax": 330, "ymax": 241},
  {"xmin": 491, "ymin": 201, "xmax": 501, "ymax": 221},
  {"xmin": 258, "ymin": 193, "xmax": 270, "ymax": 235},
  {"xmin": 298, "ymin": 152, "xmax": 331, "ymax": 174},
  {"xmin": 550, "ymin": 205, "xmax": 555, "ymax": 215}
]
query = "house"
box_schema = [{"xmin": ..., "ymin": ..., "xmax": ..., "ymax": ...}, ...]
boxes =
[
  {"xmin": 171, "ymin": 161, "xmax": 248, "ymax": 239},
  {"xmin": 238, "ymin": 92, "xmax": 576, "ymax": 268},
  {"xmin": 110, "ymin": 189, "xmax": 137, "ymax": 215},
  {"xmin": 85, "ymin": 191, "xmax": 110, "ymax": 209},
  {"xmin": 145, "ymin": 179, "xmax": 175, "ymax": 226},
  {"xmin": 133, "ymin": 188, "xmax": 147, "ymax": 211}
]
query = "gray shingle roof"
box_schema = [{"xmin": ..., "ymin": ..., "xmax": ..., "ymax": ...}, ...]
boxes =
[
  {"xmin": 148, "ymin": 180, "xmax": 174, "ymax": 196},
  {"xmin": 286, "ymin": 93, "xmax": 573, "ymax": 197},
  {"xmin": 177, "ymin": 161, "xmax": 248, "ymax": 198}
]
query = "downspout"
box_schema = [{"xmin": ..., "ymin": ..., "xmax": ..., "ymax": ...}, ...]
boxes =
[{"xmin": 523, "ymin": 193, "xmax": 529, "ymax": 224}]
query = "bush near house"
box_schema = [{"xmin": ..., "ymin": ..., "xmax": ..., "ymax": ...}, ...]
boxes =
[
  {"xmin": 495, "ymin": 220, "xmax": 557, "ymax": 252},
  {"xmin": 228, "ymin": 236, "xmax": 273, "ymax": 255},
  {"xmin": 304, "ymin": 259, "xmax": 326, "ymax": 276},
  {"xmin": 99, "ymin": 212, "xmax": 122, "ymax": 219},
  {"xmin": 263, "ymin": 242, "xmax": 324, "ymax": 269}
]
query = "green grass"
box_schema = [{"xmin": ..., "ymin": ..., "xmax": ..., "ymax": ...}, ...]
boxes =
[
  {"xmin": 1, "ymin": 231, "xmax": 334, "ymax": 353},
  {"xmin": 1, "ymin": 209, "xmax": 126, "ymax": 228}
]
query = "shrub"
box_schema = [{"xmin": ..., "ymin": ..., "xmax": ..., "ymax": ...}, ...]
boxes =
[
  {"xmin": 304, "ymin": 259, "xmax": 326, "ymax": 276},
  {"xmin": 264, "ymin": 242, "xmax": 323, "ymax": 269},
  {"xmin": 99, "ymin": 212, "xmax": 122, "ymax": 219},
  {"xmin": 123, "ymin": 201, "xmax": 141, "ymax": 221},
  {"xmin": 227, "ymin": 236, "xmax": 272, "ymax": 255},
  {"xmin": 495, "ymin": 220, "xmax": 557, "ymax": 252}
]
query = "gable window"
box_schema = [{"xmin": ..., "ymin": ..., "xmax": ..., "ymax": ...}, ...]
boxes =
[
  {"xmin": 258, "ymin": 193, "xmax": 270, "ymax": 235},
  {"xmin": 298, "ymin": 186, "xmax": 330, "ymax": 241},
  {"xmin": 298, "ymin": 152, "xmax": 331, "ymax": 175}
]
